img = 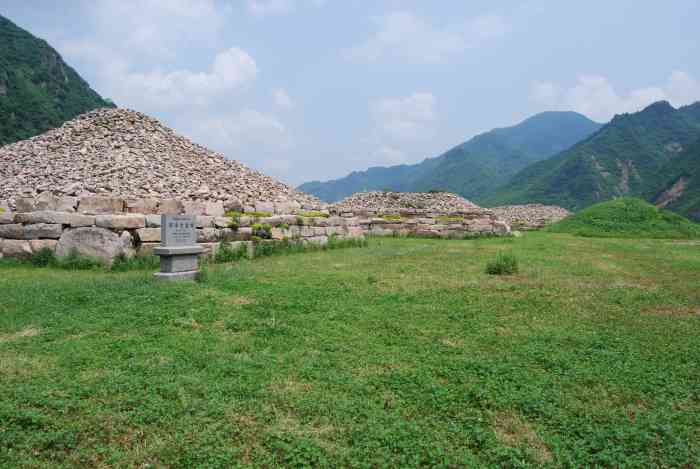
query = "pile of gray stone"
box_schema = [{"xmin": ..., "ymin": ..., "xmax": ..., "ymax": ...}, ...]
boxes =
[
  {"xmin": 490, "ymin": 204, "xmax": 570, "ymax": 230},
  {"xmin": 0, "ymin": 108, "xmax": 319, "ymax": 209},
  {"xmin": 332, "ymin": 191, "xmax": 478, "ymax": 213}
]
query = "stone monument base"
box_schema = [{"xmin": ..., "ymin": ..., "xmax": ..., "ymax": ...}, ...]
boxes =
[{"xmin": 153, "ymin": 245, "xmax": 203, "ymax": 282}]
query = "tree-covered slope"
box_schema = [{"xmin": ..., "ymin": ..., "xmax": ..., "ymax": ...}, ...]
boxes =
[
  {"xmin": 298, "ymin": 112, "xmax": 601, "ymax": 202},
  {"xmin": 483, "ymin": 101, "xmax": 700, "ymax": 219},
  {"xmin": 654, "ymin": 136, "xmax": 700, "ymax": 220},
  {"xmin": 0, "ymin": 14, "xmax": 113, "ymax": 146}
]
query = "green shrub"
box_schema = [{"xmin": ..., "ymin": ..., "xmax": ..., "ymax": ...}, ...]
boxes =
[
  {"xmin": 297, "ymin": 211, "xmax": 329, "ymax": 218},
  {"xmin": 214, "ymin": 242, "xmax": 247, "ymax": 263},
  {"xmin": 485, "ymin": 251, "xmax": 519, "ymax": 275},
  {"xmin": 224, "ymin": 210, "xmax": 243, "ymax": 218},
  {"xmin": 379, "ymin": 214, "xmax": 402, "ymax": 221},
  {"xmin": 0, "ymin": 207, "xmax": 5, "ymax": 214},
  {"xmin": 110, "ymin": 253, "xmax": 159, "ymax": 272},
  {"xmin": 57, "ymin": 248, "xmax": 104, "ymax": 270},
  {"xmin": 245, "ymin": 211, "xmax": 273, "ymax": 218},
  {"xmin": 30, "ymin": 247, "xmax": 57, "ymax": 267},
  {"xmin": 436, "ymin": 215, "xmax": 464, "ymax": 223},
  {"xmin": 252, "ymin": 223, "xmax": 272, "ymax": 239}
]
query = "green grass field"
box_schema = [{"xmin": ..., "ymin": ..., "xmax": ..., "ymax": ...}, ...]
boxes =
[{"xmin": 1, "ymin": 233, "xmax": 699, "ymax": 467}]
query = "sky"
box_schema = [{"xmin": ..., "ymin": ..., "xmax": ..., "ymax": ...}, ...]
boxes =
[{"xmin": 3, "ymin": 1, "xmax": 700, "ymax": 185}]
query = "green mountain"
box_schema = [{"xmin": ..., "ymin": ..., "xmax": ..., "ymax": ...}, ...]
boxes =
[
  {"xmin": 298, "ymin": 112, "xmax": 602, "ymax": 202},
  {"xmin": 484, "ymin": 101, "xmax": 700, "ymax": 220},
  {"xmin": 545, "ymin": 197, "xmax": 700, "ymax": 239},
  {"xmin": 0, "ymin": 14, "xmax": 113, "ymax": 146}
]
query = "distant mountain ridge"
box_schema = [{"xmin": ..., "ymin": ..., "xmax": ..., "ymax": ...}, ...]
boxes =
[
  {"xmin": 0, "ymin": 14, "xmax": 113, "ymax": 146},
  {"xmin": 483, "ymin": 101, "xmax": 700, "ymax": 220},
  {"xmin": 298, "ymin": 111, "xmax": 602, "ymax": 203}
]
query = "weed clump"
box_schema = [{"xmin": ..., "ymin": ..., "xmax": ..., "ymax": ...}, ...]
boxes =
[
  {"xmin": 297, "ymin": 210, "xmax": 329, "ymax": 218},
  {"xmin": 214, "ymin": 242, "xmax": 247, "ymax": 263},
  {"xmin": 30, "ymin": 247, "xmax": 57, "ymax": 267},
  {"xmin": 485, "ymin": 251, "xmax": 519, "ymax": 275}
]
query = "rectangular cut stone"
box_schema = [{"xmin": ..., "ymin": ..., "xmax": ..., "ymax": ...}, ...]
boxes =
[
  {"xmin": 126, "ymin": 198, "xmax": 159, "ymax": 214},
  {"xmin": 35, "ymin": 193, "xmax": 60, "ymax": 210},
  {"xmin": 161, "ymin": 215, "xmax": 197, "ymax": 247},
  {"xmin": 196, "ymin": 216, "xmax": 214, "ymax": 228},
  {"xmin": 78, "ymin": 196, "xmax": 125, "ymax": 214},
  {"xmin": 182, "ymin": 201, "xmax": 206, "ymax": 215},
  {"xmin": 254, "ymin": 201, "xmax": 275, "ymax": 214},
  {"xmin": 15, "ymin": 198, "xmax": 36, "ymax": 212},
  {"xmin": 136, "ymin": 228, "xmax": 161, "ymax": 242},
  {"xmin": 159, "ymin": 199, "xmax": 184, "ymax": 215},
  {"xmin": 197, "ymin": 228, "xmax": 219, "ymax": 243},
  {"xmin": 95, "ymin": 214, "xmax": 146, "ymax": 229},
  {"xmin": 146, "ymin": 214, "xmax": 162, "ymax": 227},
  {"xmin": 69, "ymin": 214, "xmax": 96, "ymax": 227},
  {"xmin": 0, "ymin": 224, "xmax": 24, "ymax": 239},
  {"xmin": 57, "ymin": 197, "xmax": 78, "ymax": 212},
  {"xmin": 0, "ymin": 212, "xmax": 14, "ymax": 224},
  {"xmin": 14, "ymin": 211, "xmax": 73, "ymax": 225},
  {"xmin": 204, "ymin": 201, "xmax": 225, "ymax": 217},
  {"xmin": 1, "ymin": 239, "xmax": 32, "ymax": 259},
  {"xmin": 24, "ymin": 224, "xmax": 63, "ymax": 239},
  {"xmin": 214, "ymin": 217, "xmax": 232, "ymax": 228},
  {"xmin": 29, "ymin": 239, "xmax": 58, "ymax": 252}
]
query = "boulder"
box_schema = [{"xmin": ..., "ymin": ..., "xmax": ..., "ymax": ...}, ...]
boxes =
[
  {"xmin": 95, "ymin": 214, "xmax": 146, "ymax": 230},
  {"xmin": 56, "ymin": 227, "xmax": 134, "ymax": 262},
  {"xmin": 35, "ymin": 192, "xmax": 60, "ymax": 210},
  {"xmin": 78, "ymin": 196, "xmax": 125, "ymax": 214}
]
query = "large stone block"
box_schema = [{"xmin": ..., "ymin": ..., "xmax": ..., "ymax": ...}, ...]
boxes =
[
  {"xmin": 182, "ymin": 201, "xmax": 206, "ymax": 215},
  {"xmin": 1, "ymin": 239, "xmax": 32, "ymax": 259},
  {"xmin": 203, "ymin": 201, "xmax": 225, "ymax": 217},
  {"xmin": 57, "ymin": 197, "xmax": 78, "ymax": 212},
  {"xmin": 0, "ymin": 224, "xmax": 24, "ymax": 239},
  {"xmin": 214, "ymin": 217, "xmax": 232, "ymax": 229},
  {"xmin": 14, "ymin": 211, "xmax": 73, "ymax": 225},
  {"xmin": 15, "ymin": 198, "xmax": 36, "ymax": 213},
  {"xmin": 159, "ymin": 199, "xmax": 184, "ymax": 215},
  {"xmin": 195, "ymin": 216, "xmax": 214, "ymax": 228},
  {"xmin": 146, "ymin": 214, "xmax": 162, "ymax": 227},
  {"xmin": 136, "ymin": 228, "xmax": 161, "ymax": 243},
  {"xmin": 78, "ymin": 196, "xmax": 125, "ymax": 214},
  {"xmin": 197, "ymin": 228, "xmax": 220, "ymax": 243},
  {"xmin": 56, "ymin": 227, "xmax": 134, "ymax": 262},
  {"xmin": 0, "ymin": 212, "xmax": 14, "ymax": 224},
  {"xmin": 35, "ymin": 192, "xmax": 60, "ymax": 211},
  {"xmin": 95, "ymin": 214, "xmax": 146, "ymax": 230},
  {"xmin": 68, "ymin": 214, "xmax": 96, "ymax": 227},
  {"xmin": 29, "ymin": 239, "xmax": 58, "ymax": 252},
  {"xmin": 254, "ymin": 201, "xmax": 275, "ymax": 214},
  {"xmin": 24, "ymin": 224, "xmax": 63, "ymax": 239},
  {"xmin": 126, "ymin": 198, "xmax": 159, "ymax": 214}
]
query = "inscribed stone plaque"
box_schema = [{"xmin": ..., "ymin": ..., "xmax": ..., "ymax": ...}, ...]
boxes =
[{"xmin": 161, "ymin": 215, "xmax": 197, "ymax": 247}]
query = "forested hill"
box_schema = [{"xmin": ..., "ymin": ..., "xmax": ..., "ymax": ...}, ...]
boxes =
[
  {"xmin": 298, "ymin": 111, "xmax": 601, "ymax": 203},
  {"xmin": 482, "ymin": 101, "xmax": 700, "ymax": 220},
  {"xmin": 0, "ymin": 14, "xmax": 114, "ymax": 146}
]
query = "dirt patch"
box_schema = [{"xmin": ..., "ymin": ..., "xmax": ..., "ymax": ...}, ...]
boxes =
[
  {"xmin": 493, "ymin": 411, "xmax": 552, "ymax": 464},
  {"xmin": 0, "ymin": 326, "xmax": 40, "ymax": 343},
  {"xmin": 224, "ymin": 295, "xmax": 255, "ymax": 306},
  {"xmin": 441, "ymin": 338, "xmax": 465, "ymax": 348},
  {"xmin": 269, "ymin": 377, "xmax": 312, "ymax": 395}
]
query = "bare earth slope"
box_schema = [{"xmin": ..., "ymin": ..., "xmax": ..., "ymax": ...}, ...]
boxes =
[{"xmin": 0, "ymin": 108, "xmax": 319, "ymax": 207}]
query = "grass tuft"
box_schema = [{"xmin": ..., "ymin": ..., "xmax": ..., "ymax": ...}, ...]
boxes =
[{"xmin": 485, "ymin": 251, "xmax": 519, "ymax": 275}]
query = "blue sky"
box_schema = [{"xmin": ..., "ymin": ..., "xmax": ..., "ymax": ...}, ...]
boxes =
[{"xmin": 4, "ymin": 1, "xmax": 700, "ymax": 185}]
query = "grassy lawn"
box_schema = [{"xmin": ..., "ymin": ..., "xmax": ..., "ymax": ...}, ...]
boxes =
[{"xmin": 1, "ymin": 233, "xmax": 699, "ymax": 467}]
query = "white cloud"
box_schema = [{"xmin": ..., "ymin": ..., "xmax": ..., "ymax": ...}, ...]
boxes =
[
  {"xmin": 192, "ymin": 109, "xmax": 292, "ymax": 153},
  {"xmin": 371, "ymin": 92, "xmax": 436, "ymax": 140},
  {"xmin": 273, "ymin": 88, "xmax": 294, "ymax": 110},
  {"xmin": 531, "ymin": 71, "xmax": 700, "ymax": 121},
  {"xmin": 347, "ymin": 11, "xmax": 508, "ymax": 63}
]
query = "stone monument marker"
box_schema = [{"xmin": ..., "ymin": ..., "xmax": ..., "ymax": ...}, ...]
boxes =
[{"xmin": 153, "ymin": 215, "xmax": 203, "ymax": 281}]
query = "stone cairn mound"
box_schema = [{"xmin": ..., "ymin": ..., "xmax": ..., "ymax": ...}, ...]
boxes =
[
  {"xmin": 0, "ymin": 108, "xmax": 320, "ymax": 209},
  {"xmin": 491, "ymin": 204, "xmax": 570, "ymax": 230},
  {"xmin": 332, "ymin": 191, "xmax": 479, "ymax": 213}
]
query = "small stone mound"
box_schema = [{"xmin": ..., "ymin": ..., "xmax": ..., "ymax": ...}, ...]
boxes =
[
  {"xmin": 491, "ymin": 204, "xmax": 570, "ymax": 230},
  {"xmin": 332, "ymin": 191, "xmax": 479, "ymax": 212},
  {"xmin": 0, "ymin": 108, "xmax": 319, "ymax": 209}
]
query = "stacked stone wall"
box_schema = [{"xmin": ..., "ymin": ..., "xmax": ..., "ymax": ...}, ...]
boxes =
[{"xmin": 0, "ymin": 195, "xmax": 510, "ymax": 262}]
